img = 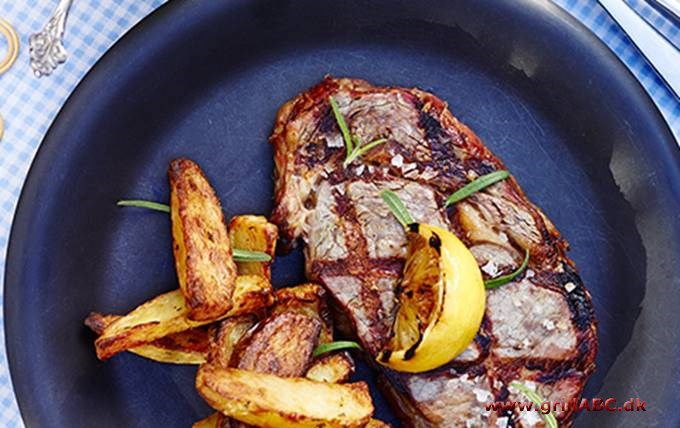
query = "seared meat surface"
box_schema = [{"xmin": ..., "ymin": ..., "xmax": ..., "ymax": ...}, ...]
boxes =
[{"xmin": 270, "ymin": 77, "xmax": 597, "ymax": 427}]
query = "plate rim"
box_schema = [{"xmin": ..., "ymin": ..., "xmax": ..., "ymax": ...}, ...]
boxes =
[{"xmin": 4, "ymin": 0, "xmax": 679, "ymax": 424}]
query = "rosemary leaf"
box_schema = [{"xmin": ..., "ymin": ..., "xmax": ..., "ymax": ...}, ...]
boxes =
[
  {"xmin": 343, "ymin": 138, "xmax": 388, "ymax": 167},
  {"xmin": 510, "ymin": 382, "xmax": 558, "ymax": 428},
  {"xmin": 380, "ymin": 189, "xmax": 415, "ymax": 228},
  {"xmin": 117, "ymin": 199, "xmax": 170, "ymax": 213},
  {"xmin": 118, "ymin": 199, "xmax": 271, "ymax": 262},
  {"xmin": 484, "ymin": 249, "xmax": 530, "ymax": 289},
  {"xmin": 445, "ymin": 170, "xmax": 510, "ymax": 206},
  {"xmin": 232, "ymin": 248, "xmax": 272, "ymax": 262},
  {"xmin": 354, "ymin": 137, "xmax": 387, "ymax": 157},
  {"xmin": 351, "ymin": 134, "xmax": 361, "ymax": 151},
  {"xmin": 313, "ymin": 341, "xmax": 362, "ymax": 358},
  {"xmin": 329, "ymin": 96, "xmax": 353, "ymax": 156}
]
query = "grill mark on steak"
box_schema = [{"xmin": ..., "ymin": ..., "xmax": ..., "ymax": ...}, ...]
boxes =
[{"xmin": 270, "ymin": 77, "xmax": 597, "ymax": 427}]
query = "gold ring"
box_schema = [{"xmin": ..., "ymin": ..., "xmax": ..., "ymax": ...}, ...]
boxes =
[
  {"xmin": 0, "ymin": 114, "xmax": 4, "ymax": 142},
  {"xmin": 0, "ymin": 18, "xmax": 19, "ymax": 75}
]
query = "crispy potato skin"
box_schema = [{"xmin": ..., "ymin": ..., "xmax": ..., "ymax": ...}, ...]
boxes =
[
  {"xmin": 305, "ymin": 352, "xmax": 355, "ymax": 383},
  {"xmin": 170, "ymin": 158, "xmax": 237, "ymax": 321},
  {"xmin": 228, "ymin": 215, "xmax": 278, "ymax": 280},
  {"xmin": 199, "ymin": 283, "xmax": 352, "ymax": 427},
  {"xmin": 193, "ymin": 413, "xmax": 221, "ymax": 428},
  {"xmin": 84, "ymin": 313, "xmax": 118, "ymax": 335},
  {"xmin": 272, "ymin": 284, "xmax": 333, "ymax": 344},
  {"xmin": 192, "ymin": 413, "xmax": 233, "ymax": 428},
  {"xmin": 93, "ymin": 275, "xmax": 274, "ymax": 360},
  {"xmin": 272, "ymin": 284, "xmax": 357, "ymax": 384},
  {"xmin": 206, "ymin": 316, "xmax": 257, "ymax": 368},
  {"xmin": 232, "ymin": 312, "xmax": 321, "ymax": 377},
  {"xmin": 365, "ymin": 419, "xmax": 391, "ymax": 428},
  {"xmin": 85, "ymin": 313, "xmax": 209, "ymax": 364},
  {"xmin": 196, "ymin": 365, "xmax": 374, "ymax": 428}
]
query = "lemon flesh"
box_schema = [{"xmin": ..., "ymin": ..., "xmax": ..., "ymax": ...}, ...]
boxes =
[{"xmin": 377, "ymin": 223, "xmax": 485, "ymax": 373}]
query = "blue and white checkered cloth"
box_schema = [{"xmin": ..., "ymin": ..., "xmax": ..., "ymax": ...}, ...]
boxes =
[{"xmin": 0, "ymin": 0, "xmax": 677, "ymax": 426}]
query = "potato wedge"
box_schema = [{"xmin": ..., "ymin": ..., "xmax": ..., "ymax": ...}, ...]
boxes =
[
  {"xmin": 192, "ymin": 413, "xmax": 232, "ymax": 428},
  {"xmin": 170, "ymin": 158, "xmax": 238, "ymax": 321},
  {"xmin": 272, "ymin": 284, "xmax": 333, "ymax": 343},
  {"xmin": 93, "ymin": 275, "xmax": 273, "ymax": 360},
  {"xmin": 272, "ymin": 284, "xmax": 357, "ymax": 383},
  {"xmin": 205, "ymin": 284, "xmax": 329, "ymax": 371},
  {"xmin": 85, "ymin": 313, "xmax": 209, "ymax": 364},
  {"xmin": 84, "ymin": 313, "xmax": 120, "ymax": 335},
  {"xmin": 305, "ymin": 352, "xmax": 355, "ymax": 383},
  {"xmin": 232, "ymin": 312, "xmax": 320, "ymax": 376},
  {"xmin": 228, "ymin": 215, "xmax": 278, "ymax": 279},
  {"xmin": 193, "ymin": 413, "xmax": 221, "ymax": 428},
  {"xmin": 197, "ymin": 284, "xmax": 358, "ymax": 427},
  {"xmin": 196, "ymin": 365, "xmax": 374, "ymax": 428},
  {"xmin": 365, "ymin": 419, "xmax": 391, "ymax": 428},
  {"xmin": 202, "ymin": 286, "xmax": 323, "ymax": 428},
  {"xmin": 206, "ymin": 315, "xmax": 257, "ymax": 368}
]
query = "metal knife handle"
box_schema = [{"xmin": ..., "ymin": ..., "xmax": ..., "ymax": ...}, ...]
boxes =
[
  {"xmin": 29, "ymin": 0, "xmax": 74, "ymax": 77},
  {"xmin": 599, "ymin": 0, "xmax": 680, "ymax": 99},
  {"xmin": 652, "ymin": 0, "xmax": 680, "ymax": 20}
]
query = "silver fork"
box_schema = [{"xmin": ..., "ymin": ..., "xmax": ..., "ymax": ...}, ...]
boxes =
[{"xmin": 29, "ymin": 0, "xmax": 73, "ymax": 77}]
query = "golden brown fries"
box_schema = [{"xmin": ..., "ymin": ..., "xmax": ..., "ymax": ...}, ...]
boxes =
[
  {"xmin": 232, "ymin": 312, "xmax": 321, "ymax": 376},
  {"xmin": 192, "ymin": 413, "xmax": 220, "ymax": 428},
  {"xmin": 272, "ymin": 284, "xmax": 333, "ymax": 343},
  {"xmin": 305, "ymin": 352, "xmax": 355, "ymax": 383},
  {"xmin": 93, "ymin": 275, "xmax": 273, "ymax": 360},
  {"xmin": 85, "ymin": 313, "xmax": 209, "ymax": 364},
  {"xmin": 228, "ymin": 215, "xmax": 278, "ymax": 280},
  {"xmin": 365, "ymin": 419, "xmax": 391, "ymax": 428},
  {"xmin": 206, "ymin": 315, "xmax": 257, "ymax": 368},
  {"xmin": 196, "ymin": 365, "xmax": 374, "ymax": 428},
  {"xmin": 192, "ymin": 413, "xmax": 231, "ymax": 428},
  {"xmin": 170, "ymin": 158, "xmax": 238, "ymax": 321},
  {"xmin": 272, "ymin": 284, "xmax": 356, "ymax": 384},
  {"xmin": 198, "ymin": 283, "xmax": 351, "ymax": 427}
]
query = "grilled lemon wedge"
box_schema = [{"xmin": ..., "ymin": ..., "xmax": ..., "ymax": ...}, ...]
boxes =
[{"xmin": 377, "ymin": 223, "xmax": 485, "ymax": 373}]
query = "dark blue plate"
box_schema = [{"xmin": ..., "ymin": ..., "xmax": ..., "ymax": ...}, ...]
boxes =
[{"xmin": 5, "ymin": 0, "xmax": 680, "ymax": 426}]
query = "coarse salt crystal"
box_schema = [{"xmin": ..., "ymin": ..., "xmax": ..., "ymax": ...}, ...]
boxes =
[
  {"xmin": 473, "ymin": 388, "xmax": 493, "ymax": 403},
  {"xmin": 391, "ymin": 154, "xmax": 404, "ymax": 168},
  {"xmin": 355, "ymin": 165, "xmax": 365, "ymax": 175},
  {"xmin": 481, "ymin": 261, "xmax": 499, "ymax": 277},
  {"xmin": 326, "ymin": 134, "xmax": 344, "ymax": 148},
  {"xmin": 404, "ymin": 169, "xmax": 419, "ymax": 179},
  {"xmin": 421, "ymin": 168, "xmax": 437, "ymax": 180},
  {"xmin": 564, "ymin": 282, "xmax": 576, "ymax": 293},
  {"xmin": 402, "ymin": 162, "xmax": 417, "ymax": 172},
  {"xmin": 522, "ymin": 410, "xmax": 542, "ymax": 426},
  {"xmin": 496, "ymin": 417, "xmax": 509, "ymax": 428}
]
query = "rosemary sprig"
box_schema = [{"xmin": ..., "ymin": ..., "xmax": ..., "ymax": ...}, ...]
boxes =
[
  {"xmin": 380, "ymin": 189, "xmax": 414, "ymax": 228},
  {"xmin": 312, "ymin": 341, "xmax": 362, "ymax": 358},
  {"xmin": 510, "ymin": 382, "xmax": 558, "ymax": 428},
  {"xmin": 445, "ymin": 170, "xmax": 510, "ymax": 207},
  {"xmin": 117, "ymin": 199, "xmax": 271, "ymax": 263},
  {"xmin": 232, "ymin": 248, "xmax": 272, "ymax": 262},
  {"xmin": 329, "ymin": 96, "xmax": 354, "ymax": 156},
  {"xmin": 117, "ymin": 199, "xmax": 170, "ymax": 213},
  {"xmin": 343, "ymin": 138, "xmax": 387, "ymax": 167},
  {"xmin": 484, "ymin": 249, "xmax": 530, "ymax": 289},
  {"xmin": 329, "ymin": 96, "xmax": 388, "ymax": 167}
]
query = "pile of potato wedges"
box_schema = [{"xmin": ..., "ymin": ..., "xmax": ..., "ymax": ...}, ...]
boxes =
[{"xmin": 85, "ymin": 159, "xmax": 388, "ymax": 427}]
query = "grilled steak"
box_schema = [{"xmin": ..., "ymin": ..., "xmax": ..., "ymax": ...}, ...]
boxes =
[{"xmin": 270, "ymin": 77, "xmax": 597, "ymax": 427}]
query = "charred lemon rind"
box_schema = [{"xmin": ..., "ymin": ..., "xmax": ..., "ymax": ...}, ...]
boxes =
[{"xmin": 378, "ymin": 223, "xmax": 485, "ymax": 373}]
